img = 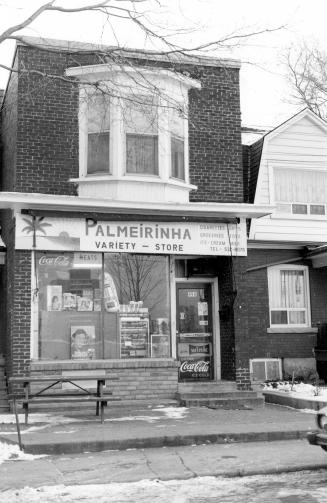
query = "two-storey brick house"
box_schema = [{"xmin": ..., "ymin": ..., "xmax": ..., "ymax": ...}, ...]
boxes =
[
  {"xmin": 245, "ymin": 109, "xmax": 327, "ymax": 383},
  {"xmin": 0, "ymin": 37, "xmax": 270, "ymax": 402}
]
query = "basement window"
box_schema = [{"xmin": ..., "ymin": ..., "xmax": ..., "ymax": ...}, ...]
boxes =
[{"xmin": 250, "ymin": 358, "xmax": 282, "ymax": 382}]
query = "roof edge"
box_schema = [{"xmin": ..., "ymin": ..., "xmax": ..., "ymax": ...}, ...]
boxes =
[{"xmin": 16, "ymin": 36, "xmax": 241, "ymax": 69}]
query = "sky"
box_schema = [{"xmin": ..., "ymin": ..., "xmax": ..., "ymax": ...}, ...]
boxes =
[{"xmin": 0, "ymin": 0, "xmax": 327, "ymax": 129}]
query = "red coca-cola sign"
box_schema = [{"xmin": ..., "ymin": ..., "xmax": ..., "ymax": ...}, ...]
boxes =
[
  {"xmin": 38, "ymin": 255, "xmax": 70, "ymax": 267},
  {"xmin": 179, "ymin": 358, "xmax": 212, "ymax": 381}
]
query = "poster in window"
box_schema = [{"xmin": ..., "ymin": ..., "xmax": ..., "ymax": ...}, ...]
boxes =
[
  {"xmin": 198, "ymin": 301, "xmax": 208, "ymax": 316},
  {"xmin": 71, "ymin": 325, "xmax": 96, "ymax": 359},
  {"xmin": 63, "ymin": 293, "xmax": 77, "ymax": 311},
  {"xmin": 47, "ymin": 285, "xmax": 62, "ymax": 311},
  {"xmin": 151, "ymin": 334, "xmax": 170, "ymax": 357},
  {"xmin": 77, "ymin": 296, "xmax": 93, "ymax": 311}
]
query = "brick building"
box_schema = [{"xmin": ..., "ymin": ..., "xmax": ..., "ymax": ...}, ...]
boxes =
[
  {"xmin": 0, "ymin": 37, "xmax": 270, "ymax": 402},
  {"xmin": 245, "ymin": 109, "xmax": 327, "ymax": 383}
]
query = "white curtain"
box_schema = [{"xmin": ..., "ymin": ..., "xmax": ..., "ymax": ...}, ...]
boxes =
[
  {"xmin": 274, "ymin": 168, "xmax": 327, "ymax": 203},
  {"xmin": 87, "ymin": 93, "xmax": 110, "ymax": 133},
  {"xmin": 269, "ymin": 269, "xmax": 305, "ymax": 308}
]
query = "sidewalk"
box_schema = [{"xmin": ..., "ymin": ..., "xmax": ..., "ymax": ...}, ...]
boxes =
[{"xmin": 0, "ymin": 402, "xmax": 319, "ymax": 455}]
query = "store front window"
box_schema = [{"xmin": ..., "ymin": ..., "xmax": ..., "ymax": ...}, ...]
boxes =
[{"xmin": 35, "ymin": 252, "xmax": 171, "ymax": 360}]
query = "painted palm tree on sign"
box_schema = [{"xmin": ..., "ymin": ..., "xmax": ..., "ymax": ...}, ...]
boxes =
[{"xmin": 21, "ymin": 216, "xmax": 52, "ymax": 248}]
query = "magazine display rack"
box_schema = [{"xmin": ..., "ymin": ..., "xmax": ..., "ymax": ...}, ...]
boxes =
[{"xmin": 119, "ymin": 313, "xmax": 149, "ymax": 358}]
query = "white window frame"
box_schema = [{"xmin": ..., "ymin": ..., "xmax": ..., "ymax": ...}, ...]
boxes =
[
  {"xmin": 250, "ymin": 358, "xmax": 282, "ymax": 382},
  {"xmin": 270, "ymin": 164, "xmax": 327, "ymax": 219},
  {"xmin": 267, "ymin": 264, "xmax": 311, "ymax": 328}
]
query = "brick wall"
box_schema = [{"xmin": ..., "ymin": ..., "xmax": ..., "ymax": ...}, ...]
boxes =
[
  {"xmin": 4, "ymin": 243, "xmax": 31, "ymax": 378},
  {"xmin": 15, "ymin": 47, "xmax": 79, "ymax": 195},
  {"xmin": 216, "ymin": 257, "xmax": 236, "ymax": 380},
  {"xmin": 30, "ymin": 360, "xmax": 179, "ymax": 401},
  {"xmin": 7, "ymin": 45, "xmax": 243, "ymax": 202},
  {"xmin": 1, "ymin": 56, "xmax": 18, "ymax": 192},
  {"xmin": 245, "ymin": 248, "xmax": 327, "ymax": 370}
]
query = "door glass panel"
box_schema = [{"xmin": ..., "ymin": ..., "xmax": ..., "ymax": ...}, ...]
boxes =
[{"xmin": 177, "ymin": 284, "xmax": 214, "ymax": 381}]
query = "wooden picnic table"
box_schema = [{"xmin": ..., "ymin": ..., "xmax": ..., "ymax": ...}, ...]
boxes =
[{"xmin": 9, "ymin": 374, "xmax": 119, "ymax": 425}]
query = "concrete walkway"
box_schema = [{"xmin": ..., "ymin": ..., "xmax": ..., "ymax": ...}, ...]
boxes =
[
  {"xmin": 1, "ymin": 439, "xmax": 327, "ymax": 491},
  {"xmin": 0, "ymin": 402, "xmax": 319, "ymax": 454}
]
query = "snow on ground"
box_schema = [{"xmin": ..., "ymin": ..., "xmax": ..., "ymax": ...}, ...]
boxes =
[
  {"xmin": 152, "ymin": 406, "xmax": 188, "ymax": 419},
  {"xmin": 2, "ymin": 472, "xmax": 327, "ymax": 503},
  {"xmin": 0, "ymin": 476, "xmax": 260, "ymax": 503},
  {"xmin": 263, "ymin": 382, "xmax": 327, "ymax": 401},
  {"xmin": 0, "ymin": 413, "xmax": 82, "ymax": 425},
  {"xmin": 0, "ymin": 441, "xmax": 45, "ymax": 465}
]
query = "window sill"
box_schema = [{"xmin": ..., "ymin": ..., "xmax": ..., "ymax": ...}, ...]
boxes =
[
  {"xmin": 70, "ymin": 175, "xmax": 196, "ymax": 189},
  {"xmin": 271, "ymin": 213, "xmax": 327, "ymax": 221},
  {"xmin": 267, "ymin": 327, "xmax": 318, "ymax": 334},
  {"xmin": 30, "ymin": 358, "xmax": 179, "ymax": 370}
]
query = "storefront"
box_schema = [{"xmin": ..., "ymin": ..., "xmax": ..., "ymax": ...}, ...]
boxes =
[{"xmin": 0, "ymin": 192, "xmax": 271, "ymax": 397}]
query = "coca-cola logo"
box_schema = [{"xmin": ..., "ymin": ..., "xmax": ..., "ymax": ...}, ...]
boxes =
[
  {"xmin": 180, "ymin": 360, "xmax": 210, "ymax": 373},
  {"xmin": 39, "ymin": 255, "xmax": 70, "ymax": 267}
]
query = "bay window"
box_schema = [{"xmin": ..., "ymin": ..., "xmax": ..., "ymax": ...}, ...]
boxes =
[{"xmin": 267, "ymin": 265, "xmax": 310, "ymax": 327}]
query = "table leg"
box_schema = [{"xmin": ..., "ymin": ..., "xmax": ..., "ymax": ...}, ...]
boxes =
[
  {"xmin": 100, "ymin": 401, "xmax": 104, "ymax": 424},
  {"xmin": 24, "ymin": 383, "xmax": 29, "ymax": 425},
  {"xmin": 13, "ymin": 398, "xmax": 23, "ymax": 451},
  {"xmin": 96, "ymin": 379, "xmax": 104, "ymax": 416}
]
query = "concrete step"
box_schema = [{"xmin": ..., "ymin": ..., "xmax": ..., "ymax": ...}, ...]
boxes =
[
  {"xmin": 179, "ymin": 396, "xmax": 264, "ymax": 409},
  {"xmin": 178, "ymin": 381, "xmax": 237, "ymax": 393},
  {"xmin": 176, "ymin": 391, "xmax": 257, "ymax": 400}
]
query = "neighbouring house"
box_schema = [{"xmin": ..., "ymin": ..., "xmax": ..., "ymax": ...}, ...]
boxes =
[
  {"xmin": 244, "ymin": 108, "xmax": 327, "ymax": 384},
  {"xmin": 0, "ymin": 36, "xmax": 271, "ymax": 404}
]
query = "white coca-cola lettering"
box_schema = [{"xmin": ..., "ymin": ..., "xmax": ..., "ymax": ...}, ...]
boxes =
[
  {"xmin": 180, "ymin": 360, "xmax": 210, "ymax": 373},
  {"xmin": 39, "ymin": 255, "xmax": 70, "ymax": 267}
]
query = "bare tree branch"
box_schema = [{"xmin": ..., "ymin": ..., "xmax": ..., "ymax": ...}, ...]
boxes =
[{"xmin": 284, "ymin": 42, "xmax": 327, "ymax": 119}]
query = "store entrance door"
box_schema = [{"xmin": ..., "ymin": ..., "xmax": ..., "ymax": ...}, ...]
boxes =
[{"xmin": 176, "ymin": 282, "xmax": 216, "ymax": 382}]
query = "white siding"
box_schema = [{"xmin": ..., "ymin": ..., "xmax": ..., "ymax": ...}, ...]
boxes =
[{"xmin": 250, "ymin": 111, "xmax": 327, "ymax": 243}]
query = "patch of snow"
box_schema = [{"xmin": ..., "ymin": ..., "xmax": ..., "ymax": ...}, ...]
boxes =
[
  {"xmin": 0, "ymin": 477, "xmax": 247, "ymax": 502},
  {"xmin": 0, "ymin": 441, "xmax": 46, "ymax": 465},
  {"xmin": 104, "ymin": 415, "xmax": 162, "ymax": 423},
  {"xmin": 152, "ymin": 406, "xmax": 188, "ymax": 419},
  {"xmin": 263, "ymin": 382, "xmax": 327, "ymax": 402},
  {"xmin": 0, "ymin": 413, "xmax": 84, "ymax": 425}
]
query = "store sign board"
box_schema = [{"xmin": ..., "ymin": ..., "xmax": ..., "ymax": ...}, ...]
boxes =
[{"xmin": 15, "ymin": 215, "xmax": 247, "ymax": 256}]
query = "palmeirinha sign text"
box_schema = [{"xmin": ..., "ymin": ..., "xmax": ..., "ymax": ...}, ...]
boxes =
[{"xmin": 15, "ymin": 216, "xmax": 247, "ymax": 256}]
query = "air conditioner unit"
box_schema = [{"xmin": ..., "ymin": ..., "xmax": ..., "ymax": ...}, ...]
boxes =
[{"xmin": 250, "ymin": 358, "xmax": 282, "ymax": 382}]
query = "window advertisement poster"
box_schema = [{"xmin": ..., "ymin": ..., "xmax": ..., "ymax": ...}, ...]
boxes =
[
  {"xmin": 71, "ymin": 325, "xmax": 96, "ymax": 360},
  {"xmin": 151, "ymin": 335, "xmax": 170, "ymax": 357},
  {"xmin": 47, "ymin": 285, "xmax": 62, "ymax": 311}
]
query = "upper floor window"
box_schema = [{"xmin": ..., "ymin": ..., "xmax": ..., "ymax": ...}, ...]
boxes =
[
  {"xmin": 170, "ymin": 106, "xmax": 185, "ymax": 180},
  {"xmin": 124, "ymin": 97, "xmax": 159, "ymax": 175},
  {"xmin": 274, "ymin": 168, "xmax": 327, "ymax": 216},
  {"xmin": 87, "ymin": 93, "xmax": 110, "ymax": 175},
  {"xmin": 267, "ymin": 265, "xmax": 310, "ymax": 327}
]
